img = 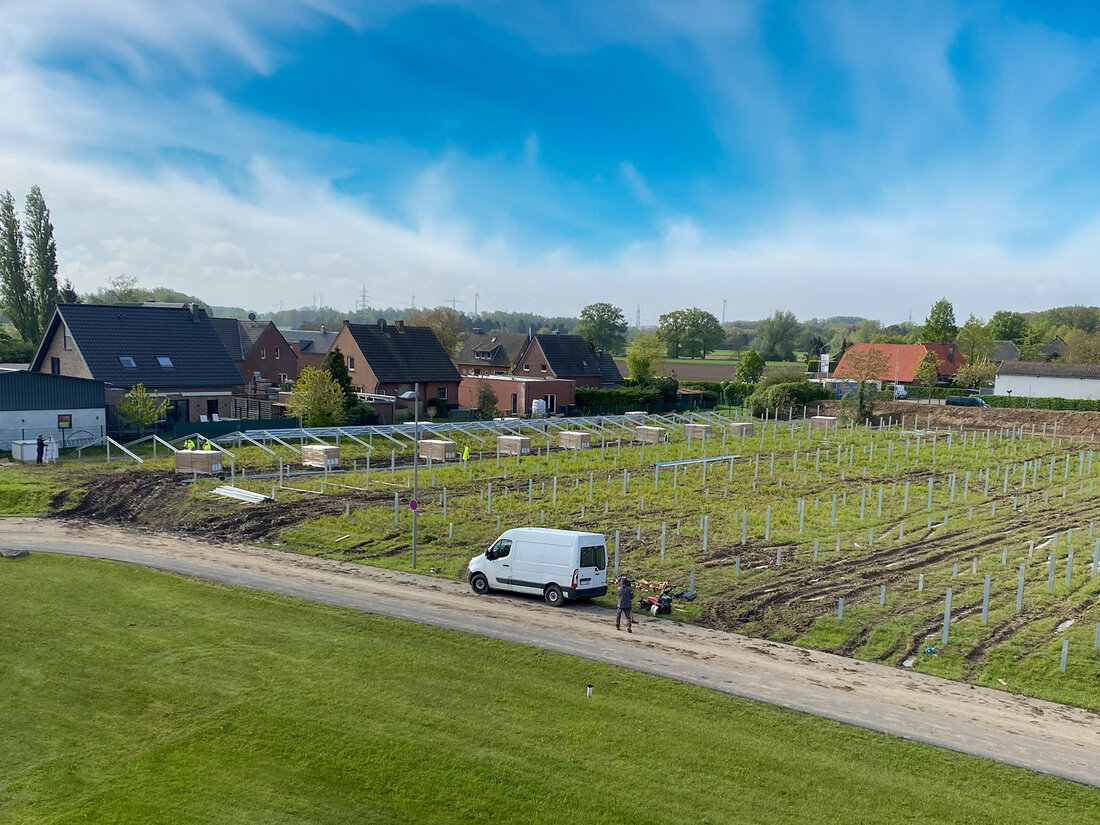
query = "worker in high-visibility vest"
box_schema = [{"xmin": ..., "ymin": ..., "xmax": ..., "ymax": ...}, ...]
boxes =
[
  {"xmin": 202, "ymin": 439, "xmax": 213, "ymax": 451},
  {"xmin": 184, "ymin": 439, "xmax": 196, "ymax": 450},
  {"xmin": 462, "ymin": 445, "xmax": 470, "ymax": 463}
]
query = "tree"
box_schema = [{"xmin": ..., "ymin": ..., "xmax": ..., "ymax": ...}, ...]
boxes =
[
  {"xmin": 625, "ymin": 331, "xmax": 666, "ymax": 384},
  {"xmin": 286, "ymin": 367, "xmax": 347, "ymax": 426},
  {"xmin": 954, "ymin": 358, "xmax": 997, "ymax": 389},
  {"xmin": 475, "ymin": 382, "xmax": 499, "ymax": 418},
  {"xmin": 58, "ymin": 278, "xmax": 81, "ymax": 304},
  {"xmin": 956, "ymin": 314, "xmax": 993, "ymax": 362},
  {"xmin": 656, "ymin": 309, "xmax": 689, "ymax": 358},
  {"xmin": 839, "ymin": 346, "xmax": 889, "ymax": 422},
  {"xmin": 118, "ymin": 383, "xmax": 168, "ymax": 437},
  {"xmin": 922, "ymin": 298, "xmax": 957, "ymax": 343},
  {"xmin": 735, "ymin": 350, "xmax": 765, "ymax": 384},
  {"xmin": 1063, "ymin": 330, "xmax": 1100, "ymax": 364},
  {"xmin": 914, "ymin": 350, "xmax": 941, "ymax": 404},
  {"xmin": 575, "ymin": 303, "xmax": 627, "ymax": 355},
  {"xmin": 681, "ymin": 308, "xmax": 725, "ymax": 358},
  {"xmin": 105, "ymin": 274, "xmax": 144, "ymax": 303},
  {"xmin": 322, "ymin": 347, "xmax": 353, "ymax": 398},
  {"xmin": 408, "ymin": 306, "xmax": 467, "ymax": 357},
  {"xmin": 0, "ymin": 190, "xmax": 35, "ymax": 342},
  {"xmin": 987, "ymin": 310, "xmax": 1027, "ymax": 343},
  {"xmin": 753, "ymin": 309, "xmax": 801, "ymax": 361},
  {"xmin": 24, "ymin": 186, "xmax": 58, "ymax": 339}
]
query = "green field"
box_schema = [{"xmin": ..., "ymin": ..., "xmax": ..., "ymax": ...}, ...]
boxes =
[{"xmin": 3, "ymin": 553, "xmax": 1099, "ymax": 824}]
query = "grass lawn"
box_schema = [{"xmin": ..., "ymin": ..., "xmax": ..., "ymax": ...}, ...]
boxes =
[{"xmin": 2, "ymin": 554, "xmax": 1099, "ymax": 824}]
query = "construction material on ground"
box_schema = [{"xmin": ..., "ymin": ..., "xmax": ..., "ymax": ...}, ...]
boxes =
[
  {"xmin": 420, "ymin": 439, "xmax": 457, "ymax": 462},
  {"xmin": 175, "ymin": 450, "xmax": 223, "ymax": 475},
  {"xmin": 811, "ymin": 415, "xmax": 838, "ymax": 431},
  {"xmin": 560, "ymin": 431, "xmax": 591, "ymax": 450},
  {"xmin": 211, "ymin": 485, "xmax": 269, "ymax": 504},
  {"xmin": 301, "ymin": 444, "xmax": 340, "ymax": 469},
  {"xmin": 636, "ymin": 425, "xmax": 666, "ymax": 444},
  {"xmin": 498, "ymin": 435, "xmax": 531, "ymax": 456},
  {"xmin": 683, "ymin": 423, "xmax": 713, "ymax": 439},
  {"xmin": 729, "ymin": 422, "xmax": 754, "ymax": 437}
]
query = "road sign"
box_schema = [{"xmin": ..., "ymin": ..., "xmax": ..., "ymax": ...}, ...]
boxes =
[{"xmin": 409, "ymin": 499, "xmax": 418, "ymax": 511}]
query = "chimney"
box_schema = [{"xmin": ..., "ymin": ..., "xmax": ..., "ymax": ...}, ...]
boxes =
[
  {"xmin": 342, "ymin": 319, "xmax": 349, "ymax": 326},
  {"xmin": 395, "ymin": 319, "xmax": 405, "ymax": 332},
  {"xmin": 320, "ymin": 325, "xmax": 326, "ymax": 334},
  {"xmin": 189, "ymin": 303, "xmax": 200, "ymax": 323},
  {"xmin": 378, "ymin": 318, "xmax": 386, "ymax": 331}
]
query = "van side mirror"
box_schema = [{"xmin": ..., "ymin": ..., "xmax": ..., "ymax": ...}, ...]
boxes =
[{"xmin": 486, "ymin": 550, "xmax": 496, "ymax": 561}]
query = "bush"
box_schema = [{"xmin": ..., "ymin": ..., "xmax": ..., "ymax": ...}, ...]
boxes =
[
  {"xmin": 759, "ymin": 367, "xmax": 808, "ymax": 388},
  {"xmin": 744, "ymin": 381, "xmax": 829, "ymax": 418},
  {"xmin": 722, "ymin": 381, "xmax": 755, "ymax": 406}
]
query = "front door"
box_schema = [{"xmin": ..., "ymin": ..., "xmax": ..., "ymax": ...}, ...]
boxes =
[
  {"xmin": 206, "ymin": 399, "xmax": 220, "ymax": 419},
  {"xmin": 510, "ymin": 393, "xmax": 518, "ymax": 414},
  {"xmin": 485, "ymin": 538, "xmax": 513, "ymax": 587}
]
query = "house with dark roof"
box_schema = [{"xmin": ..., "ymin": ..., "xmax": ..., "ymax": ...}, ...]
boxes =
[
  {"xmin": 834, "ymin": 343, "xmax": 967, "ymax": 384},
  {"xmin": 991, "ymin": 340, "xmax": 1022, "ymax": 364},
  {"xmin": 211, "ymin": 317, "xmax": 297, "ymax": 385},
  {"xmin": 514, "ymin": 333, "xmax": 619, "ymax": 389},
  {"xmin": 455, "ymin": 332, "xmax": 531, "ymax": 377},
  {"xmin": 995, "ymin": 361, "xmax": 1100, "ymax": 400},
  {"xmin": 30, "ymin": 303, "xmax": 244, "ymax": 426},
  {"xmin": 332, "ymin": 319, "xmax": 461, "ymax": 417},
  {"xmin": 1040, "ymin": 336, "xmax": 1068, "ymax": 360},
  {"xmin": 281, "ymin": 324, "xmax": 342, "ymax": 371}
]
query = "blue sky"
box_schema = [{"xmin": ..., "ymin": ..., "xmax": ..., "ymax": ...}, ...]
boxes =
[{"xmin": 2, "ymin": 1, "xmax": 1100, "ymax": 323}]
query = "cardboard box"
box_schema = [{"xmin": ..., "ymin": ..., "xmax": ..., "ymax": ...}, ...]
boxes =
[
  {"xmin": 728, "ymin": 422, "xmax": 754, "ymax": 437},
  {"xmin": 175, "ymin": 450, "xmax": 223, "ymax": 475},
  {"xmin": 683, "ymin": 423, "xmax": 713, "ymax": 439},
  {"xmin": 635, "ymin": 425, "xmax": 666, "ymax": 444},
  {"xmin": 560, "ymin": 431, "xmax": 591, "ymax": 450},
  {"xmin": 624, "ymin": 411, "xmax": 647, "ymax": 423},
  {"xmin": 810, "ymin": 415, "xmax": 838, "ymax": 431},
  {"xmin": 420, "ymin": 439, "xmax": 456, "ymax": 462},
  {"xmin": 302, "ymin": 444, "xmax": 340, "ymax": 469},
  {"xmin": 498, "ymin": 435, "xmax": 531, "ymax": 456}
]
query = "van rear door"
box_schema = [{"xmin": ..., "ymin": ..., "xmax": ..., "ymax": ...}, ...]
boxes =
[{"xmin": 577, "ymin": 542, "xmax": 607, "ymax": 594}]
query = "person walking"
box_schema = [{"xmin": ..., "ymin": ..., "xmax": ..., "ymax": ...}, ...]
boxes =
[
  {"xmin": 616, "ymin": 577, "xmax": 634, "ymax": 633},
  {"xmin": 35, "ymin": 434, "xmax": 45, "ymax": 465}
]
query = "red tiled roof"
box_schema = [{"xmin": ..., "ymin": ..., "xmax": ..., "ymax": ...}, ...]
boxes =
[{"xmin": 833, "ymin": 343, "xmax": 967, "ymax": 383}]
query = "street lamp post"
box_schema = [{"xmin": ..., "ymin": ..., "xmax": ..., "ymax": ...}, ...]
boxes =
[{"xmin": 400, "ymin": 384, "xmax": 420, "ymax": 569}]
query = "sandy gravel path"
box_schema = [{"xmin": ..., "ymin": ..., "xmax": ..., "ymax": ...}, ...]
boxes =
[{"xmin": 3, "ymin": 517, "xmax": 1099, "ymax": 787}]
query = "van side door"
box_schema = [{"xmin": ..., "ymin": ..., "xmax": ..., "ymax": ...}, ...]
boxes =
[{"xmin": 485, "ymin": 538, "xmax": 513, "ymax": 587}]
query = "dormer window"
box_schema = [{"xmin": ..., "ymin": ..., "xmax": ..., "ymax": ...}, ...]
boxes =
[
  {"xmin": 119, "ymin": 356, "xmax": 137, "ymax": 368},
  {"xmin": 474, "ymin": 350, "xmax": 492, "ymax": 360},
  {"xmin": 156, "ymin": 356, "xmax": 174, "ymax": 368}
]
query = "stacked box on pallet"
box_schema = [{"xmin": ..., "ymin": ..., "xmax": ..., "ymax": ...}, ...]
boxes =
[
  {"xmin": 728, "ymin": 422, "xmax": 754, "ymax": 437},
  {"xmin": 498, "ymin": 435, "xmax": 531, "ymax": 456},
  {"xmin": 624, "ymin": 411, "xmax": 647, "ymax": 423},
  {"xmin": 560, "ymin": 431, "xmax": 591, "ymax": 450},
  {"xmin": 683, "ymin": 423, "xmax": 713, "ymax": 439},
  {"xmin": 175, "ymin": 450, "xmax": 223, "ymax": 475},
  {"xmin": 420, "ymin": 439, "xmax": 457, "ymax": 462},
  {"xmin": 635, "ymin": 425, "xmax": 666, "ymax": 444},
  {"xmin": 302, "ymin": 444, "xmax": 340, "ymax": 469},
  {"xmin": 810, "ymin": 415, "xmax": 838, "ymax": 431}
]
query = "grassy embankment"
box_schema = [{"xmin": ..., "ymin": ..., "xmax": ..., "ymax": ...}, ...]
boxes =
[{"xmin": 2, "ymin": 553, "xmax": 1098, "ymax": 825}]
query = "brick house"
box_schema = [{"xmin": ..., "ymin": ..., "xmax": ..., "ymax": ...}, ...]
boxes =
[
  {"xmin": 834, "ymin": 343, "xmax": 968, "ymax": 384},
  {"xmin": 333, "ymin": 319, "xmax": 461, "ymax": 418},
  {"xmin": 30, "ymin": 303, "xmax": 244, "ymax": 427},
  {"xmin": 514, "ymin": 334, "xmax": 621, "ymax": 389},
  {"xmin": 281, "ymin": 324, "xmax": 342, "ymax": 371},
  {"xmin": 211, "ymin": 317, "xmax": 297, "ymax": 384},
  {"xmin": 455, "ymin": 332, "xmax": 531, "ymax": 377},
  {"xmin": 457, "ymin": 374, "xmax": 575, "ymax": 415}
]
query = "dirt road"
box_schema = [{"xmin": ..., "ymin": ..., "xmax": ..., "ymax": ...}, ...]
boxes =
[{"xmin": 3, "ymin": 517, "xmax": 1099, "ymax": 787}]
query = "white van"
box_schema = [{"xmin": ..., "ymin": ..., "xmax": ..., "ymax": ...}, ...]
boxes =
[{"xmin": 467, "ymin": 528, "xmax": 608, "ymax": 606}]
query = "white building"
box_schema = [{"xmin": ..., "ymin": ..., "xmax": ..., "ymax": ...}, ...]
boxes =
[
  {"xmin": 1, "ymin": 371, "xmax": 106, "ymax": 453},
  {"xmin": 994, "ymin": 362, "xmax": 1100, "ymax": 400}
]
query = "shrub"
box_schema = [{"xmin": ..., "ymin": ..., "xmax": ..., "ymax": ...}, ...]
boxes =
[{"xmin": 744, "ymin": 381, "xmax": 829, "ymax": 418}]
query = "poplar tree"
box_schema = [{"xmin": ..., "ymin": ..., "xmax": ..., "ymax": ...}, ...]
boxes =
[
  {"xmin": 0, "ymin": 190, "xmax": 36, "ymax": 342},
  {"xmin": 25, "ymin": 186, "xmax": 59, "ymax": 338}
]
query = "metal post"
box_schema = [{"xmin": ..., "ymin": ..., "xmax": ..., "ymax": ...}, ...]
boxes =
[{"xmin": 942, "ymin": 587, "xmax": 953, "ymax": 645}]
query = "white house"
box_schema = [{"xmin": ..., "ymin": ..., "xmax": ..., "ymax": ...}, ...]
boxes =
[
  {"xmin": 1, "ymin": 371, "xmax": 106, "ymax": 453},
  {"xmin": 994, "ymin": 362, "xmax": 1100, "ymax": 400}
]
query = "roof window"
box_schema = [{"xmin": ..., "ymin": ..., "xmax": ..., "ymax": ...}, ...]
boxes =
[
  {"xmin": 119, "ymin": 356, "xmax": 137, "ymax": 368},
  {"xmin": 156, "ymin": 356, "xmax": 174, "ymax": 368}
]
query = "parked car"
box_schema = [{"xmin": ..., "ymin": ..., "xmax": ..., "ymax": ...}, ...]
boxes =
[
  {"xmin": 945, "ymin": 395, "xmax": 990, "ymax": 408},
  {"xmin": 468, "ymin": 528, "xmax": 608, "ymax": 606}
]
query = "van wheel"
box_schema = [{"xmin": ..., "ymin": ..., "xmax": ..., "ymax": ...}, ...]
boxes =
[
  {"xmin": 470, "ymin": 573, "xmax": 490, "ymax": 596},
  {"xmin": 544, "ymin": 584, "xmax": 564, "ymax": 607}
]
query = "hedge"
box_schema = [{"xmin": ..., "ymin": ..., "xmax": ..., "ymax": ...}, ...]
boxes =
[{"xmin": 983, "ymin": 395, "xmax": 1100, "ymax": 412}]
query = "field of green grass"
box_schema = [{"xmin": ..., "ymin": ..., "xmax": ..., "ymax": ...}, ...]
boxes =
[{"xmin": 3, "ymin": 553, "xmax": 1098, "ymax": 824}]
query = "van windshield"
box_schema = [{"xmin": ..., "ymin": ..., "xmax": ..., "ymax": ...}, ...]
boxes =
[{"xmin": 580, "ymin": 545, "xmax": 606, "ymax": 570}]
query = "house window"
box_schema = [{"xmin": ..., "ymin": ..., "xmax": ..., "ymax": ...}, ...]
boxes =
[
  {"xmin": 347, "ymin": 355, "xmax": 355, "ymax": 371},
  {"xmin": 260, "ymin": 347, "xmax": 266, "ymax": 359},
  {"xmin": 156, "ymin": 356, "xmax": 174, "ymax": 368},
  {"xmin": 523, "ymin": 364, "xmax": 530, "ymax": 371},
  {"xmin": 50, "ymin": 357, "xmax": 60, "ymax": 375},
  {"xmin": 275, "ymin": 347, "xmax": 280, "ymax": 360},
  {"xmin": 279, "ymin": 373, "xmax": 288, "ymax": 382},
  {"xmin": 540, "ymin": 364, "xmax": 547, "ymax": 373},
  {"xmin": 119, "ymin": 356, "xmax": 137, "ymax": 368},
  {"xmin": 437, "ymin": 386, "xmax": 448, "ymax": 400},
  {"xmin": 63, "ymin": 324, "xmax": 73, "ymax": 351}
]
